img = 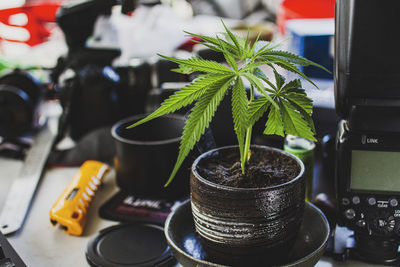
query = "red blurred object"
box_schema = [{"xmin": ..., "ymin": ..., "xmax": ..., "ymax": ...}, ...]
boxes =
[
  {"xmin": 177, "ymin": 37, "xmax": 202, "ymax": 52},
  {"xmin": 0, "ymin": 1, "xmax": 62, "ymax": 46},
  {"xmin": 277, "ymin": 0, "xmax": 335, "ymax": 34}
]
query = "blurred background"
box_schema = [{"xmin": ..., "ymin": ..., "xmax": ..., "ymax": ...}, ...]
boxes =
[{"xmin": 0, "ymin": 0, "xmax": 336, "ymax": 146}]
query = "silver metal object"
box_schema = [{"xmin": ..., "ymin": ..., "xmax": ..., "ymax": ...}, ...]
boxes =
[{"xmin": 0, "ymin": 101, "xmax": 61, "ymax": 235}]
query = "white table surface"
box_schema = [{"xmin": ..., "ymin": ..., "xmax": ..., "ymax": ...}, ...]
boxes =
[{"xmin": 0, "ymin": 157, "xmax": 381, "ymax": 267}]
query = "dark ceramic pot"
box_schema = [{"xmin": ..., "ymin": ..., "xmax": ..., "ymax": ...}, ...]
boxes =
[
  {"xmin": 190, "ymin": 145, "xmax": 305, "ymax": 266},
  {"xmin": 112, "ymin": 114, "xmax": 189, "ymax": 200}
]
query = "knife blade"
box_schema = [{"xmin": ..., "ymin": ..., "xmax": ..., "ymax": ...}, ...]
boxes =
[{"xmin": 0, "ymin": 101, "xmax": 60, "ymax": 235}]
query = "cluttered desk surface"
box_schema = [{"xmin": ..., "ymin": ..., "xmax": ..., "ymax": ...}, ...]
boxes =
[
  {"xmin": 0, "ymin": 156, "xmax": 379, "ymax": 267},
  {"xmin": 1, "ymin": 0, "xmax": 400, "ymax": 266}
]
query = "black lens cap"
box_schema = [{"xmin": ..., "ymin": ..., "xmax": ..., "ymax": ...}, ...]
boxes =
[{"xmin": 86, "ymin": 223, "xmax": 176, "ymax": 267}]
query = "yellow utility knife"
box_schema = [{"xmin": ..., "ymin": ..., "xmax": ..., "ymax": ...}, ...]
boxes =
[{"xmin": 50, "ymin": 160, "xmax": 110, "ymax": 236}]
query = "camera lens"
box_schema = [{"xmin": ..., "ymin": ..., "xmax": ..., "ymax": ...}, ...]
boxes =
[
  {"xmin": 0, "ymin": 70, "xmax": 43, "ymax": 138},
  {"xmin": 0, "ymin": 84, "xmax": 33, "ymax": 138}
]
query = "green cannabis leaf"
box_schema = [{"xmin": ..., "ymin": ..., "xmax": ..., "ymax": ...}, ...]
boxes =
[{"xmin": 128, "ymin": 21, "xmax": 328, "ymax": 186}]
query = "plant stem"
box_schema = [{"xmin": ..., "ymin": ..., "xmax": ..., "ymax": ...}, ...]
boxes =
[
  {"xmin": 244, "ymin": 126, "xmax": 252, "ymax": 160},
  {"xmin": 241, "ymin": 85, "xmax": 255, "ymax": 173}
]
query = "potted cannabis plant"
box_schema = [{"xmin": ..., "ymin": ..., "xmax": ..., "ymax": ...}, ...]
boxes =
[{"xmin": 129, "ymin": 22, "xmax": 327, "ymax": 265}]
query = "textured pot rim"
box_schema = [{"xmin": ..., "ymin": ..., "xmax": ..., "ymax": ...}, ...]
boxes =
[
  {"xmin": 111, "ymin": 114, "xmax": 184, "ymax": 146},
  {"xmin": 191, "ymin": 145, "xmax": 305, "ymax": 191}
]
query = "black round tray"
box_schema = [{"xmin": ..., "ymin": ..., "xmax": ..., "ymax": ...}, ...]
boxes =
[{"xmin": 165, "ymin": 199, "xmax": 330, "ymax": 267}]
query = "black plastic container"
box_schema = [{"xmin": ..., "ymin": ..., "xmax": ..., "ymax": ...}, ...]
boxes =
[{"xmin": 111, "ymin": 114, "xmax": 189, "ymax": 200}]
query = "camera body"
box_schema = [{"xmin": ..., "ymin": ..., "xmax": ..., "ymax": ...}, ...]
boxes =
[{"xmin": 334, "ymin": 0, "xmax": 400, "ymax": 263}]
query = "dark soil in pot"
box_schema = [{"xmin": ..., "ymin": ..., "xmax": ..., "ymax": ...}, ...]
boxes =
[
  {"xmin": 197, "ymin": 148, "xmax": 300, "ymax": 188},
  {"xmin": 190, "ymin": 145, "xmax": 305, "ymax": 266}
]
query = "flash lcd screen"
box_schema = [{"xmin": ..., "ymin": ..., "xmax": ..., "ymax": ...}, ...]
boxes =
[{"xmin": 350, "ymin": 150, "xmax": 400, "ymax": 192}]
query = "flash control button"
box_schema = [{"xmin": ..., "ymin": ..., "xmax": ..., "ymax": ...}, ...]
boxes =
[
  {"xmin": 368, "ymin": 197, "xmax": 377, "ymax": 206},
  {"xmin": 390, "ymin": 198, "xmax": 398, "ymax": 207},
  {"xmin": 352, "ymin": 196, "xmax": 361, "ymax": 205},
  {"xmin": 377, "ymin": 218, "xmax": 387, "ymax": 228},
  {"xmin": 356, "ymin": 219, "xmax": 366, "ymax": 227},
  {"xmin": 388, "ymin": 217, "xmax": 395, "ymax": 231},
  {"xmin": 342, "ymin": 198, "xmax": 350, "ymax": 206},
  {"xmin": 345, "ymin": 209, "xmax": 356, "ymax": 220}
]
